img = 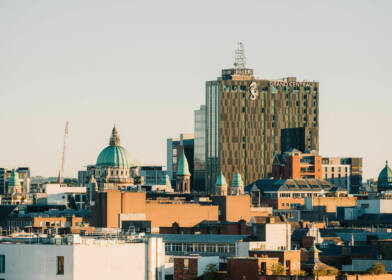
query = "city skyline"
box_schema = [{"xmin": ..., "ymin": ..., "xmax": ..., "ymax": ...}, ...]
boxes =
[{"xmin": 1, "ymin": 0, "xmax": 391, "ymax": 180}]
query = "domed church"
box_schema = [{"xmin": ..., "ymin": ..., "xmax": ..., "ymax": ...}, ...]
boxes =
[
  {"xmin": 87, "ymin": 126, "xmax": 141, "ymax": 192},
  {"xmin": 378, "ymin": 161, "xmax": 392, "ymax": 192}
]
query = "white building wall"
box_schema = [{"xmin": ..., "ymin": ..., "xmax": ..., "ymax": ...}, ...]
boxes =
[
  {"xmin": 73, "ymin": 243, "xmax": 146, "ymax": 280},
  {"xmin": 0, "ymin": 237, "xmax": 165, "ymax": 280},
  {"xmin": 0, "ymin": 243, "xmax": 74, "ymax": 280},
  {"xmin": 379, "ymin": 200, "xmax": 392, "ymax": 213},
  {"xmin": 43, "ymin": 184, "xmax": 86, "ymax": 195},
  {"xmin": 265, "ymin": 223, "xmax": 291, "ymax": 250}
]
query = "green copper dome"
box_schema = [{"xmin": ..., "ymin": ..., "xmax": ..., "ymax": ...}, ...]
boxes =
[
  {"xmin": 378, "ymin": 161, "xmax": 392, "ymax": 190},
  {"xmin": 232, "ymin": 172, "xmax": 244, "ymax": 187},
  {"xmin": 96, "ymin": 126, "xmax": 132, "ymax": 168},
  {"xmin": 177, "ymin": 152, "xmax": 190, "ymax": 176},
  {"xmin": 216, "ymin": 171, "xmax": 227, "ymax": 186},
  {"xmin": 8, "ymin": 169, "xmax": 21, "ymax": 187}
]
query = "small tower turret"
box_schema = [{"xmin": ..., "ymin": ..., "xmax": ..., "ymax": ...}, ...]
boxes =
[{"xmin": 216, "ymin": 172, "xmax": 228, "ymax": 196}]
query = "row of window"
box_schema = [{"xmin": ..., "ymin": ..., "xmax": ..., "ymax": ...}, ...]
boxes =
[
  {"xmin": 223, "ymin": 85, "xmax": 318, "ymax": 93},
  {"xmin": 95, "ymin": 169, "xmax": 129, "ymax": 177},
  {"xmin": 165, "ymin": 243, "xmax": 236, "ymax": 254},
  {"xmin": 324, "ymin": 166, "xmax": 349, "ymax": 172}
]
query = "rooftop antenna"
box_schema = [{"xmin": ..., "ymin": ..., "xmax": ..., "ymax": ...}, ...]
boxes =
[
  {"xmin": 234, "ymin": 42, "xmax": 246, "ymax": 69},
  {"xmin": 57, "ymin": 121, "xmax": 69, "ymax": 184}
]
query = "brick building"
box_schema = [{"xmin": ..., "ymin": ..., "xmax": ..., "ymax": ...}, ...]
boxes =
[
  {"xmin": 173, "ymin": 256, "xmax": 219, "ymax": 280},
  {"xmin": 91, "ymin": 191, "xmax": 274, "ymax": 231},
  {"xmin": 160, "ymin": 219, "xmax": 251, "ymax": 235},
  {"xmin": 5, "ymin": 215, "xmax": 93, "ymax": 234},
  {"xmin": 271, "ymin": 149, "xmax": 322, "ymax": 180},
  {"xmin": 249, "ymin": 250, "xmax": 301, "ymax": 275},
  {"xmin": 91, "ymin": 191, "xmax": 218, "ymax": 231},
  {"xmin": 227, "ymin": 257, "xmax": 280, "ymax": 280}
]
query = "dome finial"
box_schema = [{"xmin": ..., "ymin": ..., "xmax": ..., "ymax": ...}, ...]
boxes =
[
  {"xmin": 387, "ymin": 160, "xmax": 389, "ymax": 167},
  {"xmin": 109, "ymin": 126, "xmax": 120, "ymax": 146}
]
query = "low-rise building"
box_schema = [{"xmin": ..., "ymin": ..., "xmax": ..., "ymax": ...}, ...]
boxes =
[
  {"xmin": 173, "ymin": 256, "xmax": 219, "ymax": 280},
  {"xmin": 91, "ymin": 191, "xmax": 219, "ymax": 232},
  {"xmin": 249, "ymin": 250, "xmax": 301, "ymax": 275},
  {"xmin": 0, "ymin": 235, "xmax": 165, "ymax": 280},
  {"xmin": 227, "ymin": 256, "xmax": 280, "ymax": 279},
  {"xmin": 322, "ymin": 157, "xmax": 362, "ymax": 193},
  {"xmin": 43, "ymin": 183, "xmax": 87, "ymax": 209},
  {"xmin": 246, "ymin": 178, "xmax": 338, "ymax": 210}
]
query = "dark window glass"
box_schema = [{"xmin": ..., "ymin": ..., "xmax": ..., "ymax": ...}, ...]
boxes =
[
  {"xmin": 0, "ymin": 255, "xmax": 4, "ymax": 273},
  {"xmin": 57, "ymin": 256, "xmax": 64, "ymax": 275}
]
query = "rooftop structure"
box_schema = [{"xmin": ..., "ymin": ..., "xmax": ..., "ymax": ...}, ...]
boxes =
[
  {"xmin": 246, "ymin": 178, "xmax": 341, "ymax": 209},
  {"xmin": 378, "ymin": 161, "xmax": 392, "ymax": 192},
  {"xmin": 96, "ymin": 126, "xmax": 132, "ymax": 168},
  {"xmin": 176, "ymin": 152, "xmax": 190, "ymax": 176}
]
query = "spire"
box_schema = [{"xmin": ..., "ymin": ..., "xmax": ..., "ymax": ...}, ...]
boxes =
[
  {"xmin": 232, "ymin": 172, "xmax": 244, "ymax": 187},
  {"xmin": 216, "ymin": 171, "xmax": 227, "ymax": 186},
  {"xmin": 8, "ymin": 169, "xmax": 21, "ymax": 187},
  {"xmin": 234, "ymin": 42, "xmax": 246, "ymax": 69},
  {"xmin": 386, "ymin": 160, "xmax": 389, "ymax": 167},
  {"xmin": 109, "ymin": 125, "xmax": 120, "ymax": 146},
  {"xmin": 177, "ymin": 152, "xmax": 190, "ymax": 176}
]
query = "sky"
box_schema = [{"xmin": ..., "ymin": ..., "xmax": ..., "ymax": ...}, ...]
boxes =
[{"xmin": 0, "ymin": 0, "xmax": 391, "ymax": 179}]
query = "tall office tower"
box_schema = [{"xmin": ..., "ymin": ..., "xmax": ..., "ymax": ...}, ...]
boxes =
[
  {"xmin": 193, "ymin": 105, "xmax": 207, "ymax": 192},
  {"xmin": 206, "ymin": 43, "xmax": 319, "ymax": 193}
]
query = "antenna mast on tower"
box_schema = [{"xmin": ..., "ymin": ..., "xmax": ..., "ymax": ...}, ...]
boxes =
[
  {"xmin": 234, "ymin": 42, "xmax": 246, "ymax": 69},
  {"xmin": 58, "ymin": 121, "xmax": 69, "ymax": 184}
]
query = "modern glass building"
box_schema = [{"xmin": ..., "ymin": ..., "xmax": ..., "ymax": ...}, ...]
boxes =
[
  {"xmin": 205, "ymin": 44, "xmax": 319, "ymax": 194},
  {"xmin": 193, "ymin": 105, "xmax": 207, "ymax": 192}
]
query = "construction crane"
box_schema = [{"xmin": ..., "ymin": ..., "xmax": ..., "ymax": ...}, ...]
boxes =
[{"xmin": 57, "ymin": 121, "xmax": 69, "ymax": 184}]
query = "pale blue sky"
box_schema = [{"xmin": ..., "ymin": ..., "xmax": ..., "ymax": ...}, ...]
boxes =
[{"xmin": 0, "ymin": 0, "xmax": 391, "ymax": 179}]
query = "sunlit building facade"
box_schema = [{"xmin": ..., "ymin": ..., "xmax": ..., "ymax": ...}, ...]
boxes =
[{"xmin": 205, "ymin": 43, "xmax": 319, "ymax": 193}]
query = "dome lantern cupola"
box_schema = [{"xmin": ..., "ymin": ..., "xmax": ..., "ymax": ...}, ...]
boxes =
[
  {"xmin": 96, "ymin": 126, "xmax": 132, "ymax": 168},
  {"xmin": 377, "ymin": 160, "xmax": 392, "ymax": 192},
  {"xmin": 109, "ymin": 125, "xmax": 120, "ymax": 146},
  {"xmin": 8, "ymin": 169, "xmax": 21, "ymax": 187}
]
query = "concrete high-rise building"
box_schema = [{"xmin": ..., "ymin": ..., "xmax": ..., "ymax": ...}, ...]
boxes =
[
  {"xmin": 193, "ymin": 105, "xmax": 207, "ymax": 192},
  {"xmin": 205, "ymin": 43, "xmax": 319, "ymax": 193}
]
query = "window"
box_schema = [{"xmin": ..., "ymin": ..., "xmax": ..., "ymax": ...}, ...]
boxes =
[
  {"xmin": 184, "ymin": 259, "xmax": 189, "ymax": 270},
  {"xmin": 57, "ymin": 256, "xmax": 64, "ymax": 275},
  {"xmin": 0, "ymin": 255, "xmax": 4, "ymax": 273}
]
